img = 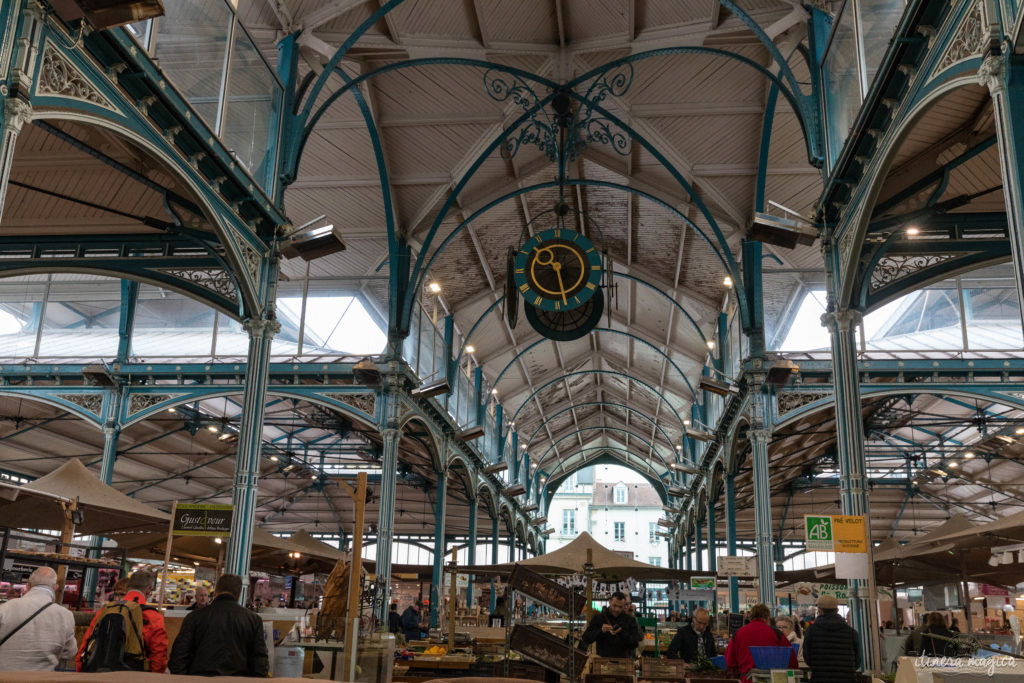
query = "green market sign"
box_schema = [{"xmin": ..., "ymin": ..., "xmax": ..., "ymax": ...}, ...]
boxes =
[{"xmin": 804, "ymin": 515, "xmax": 834, "ymax": 551}]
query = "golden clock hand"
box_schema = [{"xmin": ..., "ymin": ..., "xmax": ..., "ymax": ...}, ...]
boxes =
[{"xmin": 552, "ymin": 262, "xmax": 568, "ymax": 305}]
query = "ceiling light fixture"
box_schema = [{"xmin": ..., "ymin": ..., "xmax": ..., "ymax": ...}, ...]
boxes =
[
  {"xmin": 706, "ymin": 340, "xmax": 716, "ymax": 350},
  {"xmin": 906, "ymin": 226, "xmax": 920, "ymax": 236},
  {"xmin": 964, "ymin": 452, "xmax": 975, "ymax": 459},
  {"xmin": 748, "ymin": 210, "xmax": 817, "ymax": 249},
  {"xmin": 465, "ymin": 345, "xmax": 475, "ymax": 354},
  {"xmin": 670, "ymin": 462, "xmax": 700, "ymax": 475},
  {"xmin": 698, "ymin": 375, "xmax": 737, "ymax": 397},
  {"xmin": 457, "ymin": 425, "xmax": 485, "ymax": 441},
  {"xmin": 428, "ymin": 282, "xmax": 442, "ymax": 293},
  {"xmin": 207, "ymin": 425, "xmax": 219, "ymax": 433},
  {"xmin": 723, "ymin": 275, "xmax": 733, "ymax": 287}
]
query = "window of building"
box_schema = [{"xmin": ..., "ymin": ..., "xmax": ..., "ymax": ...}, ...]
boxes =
[
  {"xmin": 649, "ymin": 522, "xmax": 658, "ymax": 542},
  {"xmin": 649, "ymin": 556, "xmax": 661, "ymax": 567},
  {"xmin": 613, "ymin": 483, "xmax": 627, "ymax": 504},
  {"xmin": 562, "ymin": 509, "xmax": 575, "ymax": 534},
  {"xmin": 614, "ymin": 521, "xmax": 625, "ymax": 542}
]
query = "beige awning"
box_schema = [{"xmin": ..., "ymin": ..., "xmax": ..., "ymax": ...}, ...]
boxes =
[
  {"xmin": 0, "ymin": 459, "xmax": 170, "ymax": 535},
  {"xmin": 462, "ymin": 531, "xmax": 699, "ymax": 581}
]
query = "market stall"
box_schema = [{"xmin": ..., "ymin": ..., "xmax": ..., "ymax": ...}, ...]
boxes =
[
  {"xmin": 447, "ymin": 533, "xmax": 743, "ymax": 683},
  {"xmin": 0, "ymin": 458, "xmax": 172, "ymax": 606}
]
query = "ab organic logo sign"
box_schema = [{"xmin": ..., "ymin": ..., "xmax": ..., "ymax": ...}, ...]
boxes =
[{"xmin": 805, "ymin": 515, "xmax": 833, "ymax": 551}]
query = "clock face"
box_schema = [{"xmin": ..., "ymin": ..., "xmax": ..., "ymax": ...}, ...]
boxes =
[
  {"xmin": 525, "ymin": 289, "xmax": 604, "ymax": 341},
  {"xmin": 513, "ymin": 229, "xmax": 602, "ymax": 312}
]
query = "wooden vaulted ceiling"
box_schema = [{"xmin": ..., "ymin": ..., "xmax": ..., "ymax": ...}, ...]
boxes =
[
  {"xmin": 240, "ymin": 0, "xmax": 825, "ymax": 484},
  {"xmin": 2, "ymin": 0, "xmax": 1021, "ymax": 549}
]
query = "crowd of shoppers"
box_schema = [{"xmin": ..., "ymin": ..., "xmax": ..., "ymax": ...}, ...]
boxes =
[{"xmin": 0, "ymin": 567, "xmax": 268, "ymax": 676}]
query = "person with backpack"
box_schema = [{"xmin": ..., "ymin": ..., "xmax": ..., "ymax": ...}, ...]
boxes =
[
  {"xmin": 168, "ymin": 574, "xmax": 269, "ymax": 677},
  {"xmin": 76, "ymin": 569, "xmax": 167, "ymax": 673},
  {"xmin": 0, "ymin": 566, "xmax": 77, "ymax": 671}
]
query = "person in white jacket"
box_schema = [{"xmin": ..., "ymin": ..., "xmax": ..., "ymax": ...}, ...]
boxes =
[
  {"xmin": 775, "ymin": 614, "xmax": 805, "ymax": 666},
  {"xmin": 0, "ymin": 567, "xmax": 78, "ymax": 671}
]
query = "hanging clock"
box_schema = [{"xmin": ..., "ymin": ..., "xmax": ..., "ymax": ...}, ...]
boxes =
[
  {"xmin": 525, "ymin": 289, "xmax": 604, "ymax": 341},
  {"xmin": 513, "ymin": 228, "xmax": 603, "ymax": 312},
  {"xmin": 505, "ymin": 248, "xmax": 519, "ymax": 329}
]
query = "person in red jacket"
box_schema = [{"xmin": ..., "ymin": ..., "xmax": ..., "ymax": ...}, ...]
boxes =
[
  {"xmin": 76, "ymin": 570, "xmax": 168, "ymax": 673},
  {"xmin": 725, "ymin": 603, "xmax": 797, "ymax": 682}
]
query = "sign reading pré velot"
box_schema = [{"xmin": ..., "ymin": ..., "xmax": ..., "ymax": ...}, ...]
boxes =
[{"xmin": 173, "ymin": 504, "xmax": 233, "ymax": 536}]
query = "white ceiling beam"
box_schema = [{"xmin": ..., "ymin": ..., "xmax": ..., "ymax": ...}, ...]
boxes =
[{"xmin": 299, "ymin": 0, "xmax": 365, "ymax": 31}]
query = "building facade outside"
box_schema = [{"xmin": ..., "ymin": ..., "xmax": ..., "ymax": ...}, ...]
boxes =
[{"xmin": 546, "ymin": 465, "xmax": 667, "ymax": 569}]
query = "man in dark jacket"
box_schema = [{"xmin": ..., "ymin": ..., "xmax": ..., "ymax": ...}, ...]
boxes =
[
  {"xmin": 168, "ymin": 574, "xmax": 269, "ymax": 677},
  {"xmin": 667, "ymin": 607, "xmax": 716, "ymax": 661},
  {"xmin": 388, "ymin": 603, "xmax": 402, "ymax": 635},
  {"xmin": 400, "ymin": 603, "xmax": 422, "ymax": 642},
  {"xmin": 580, "ymin": 591, "xmax": 643, "ymax": 658},
  {"xmin": 802, "ymin": 595, "xmax": 860, "ymax": 683}
]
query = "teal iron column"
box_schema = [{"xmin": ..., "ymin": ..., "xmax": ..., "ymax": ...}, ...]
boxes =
[
  {"xmin": 748, "ymin": 370, "xmax": 775, "ymax": 607},
  {"xmin": 507, "ymin": 525, "xmax": 515, "ymax": 563},
  {"xmin": 375, "ymin": 425, "xmax": 401, "ymax": 623},
  {"xmin": 0, "ymin": 97, "xmax": 31, "ymax": 222},
  {"xmin": 466, "ymin": 499, "xmax": 478, "ymax": 606},
  {"xmin": 429, "ymin": 469, "xmax": 448, "ymax": 629},
  {"xmin": 980, "ymin": 53, "xmax": 1024, "ymax": 327},
  {"xmin": 224, "ymin": 317, "xmax": 279, "ymax": 585},
  {"xmin": 695, "ymin": 521, "xmax": 703, "ymax": 571},
  {"xmin": 823, "ymin": 308, "xmax": 879, "ymax": 671},
  {"xmin": 489, "ymin": 514, "xmax": 499, "ymax": 611},
  {"xmin": 99, "ymin": 389, "xmax": 123, "ymax": 485},
  {"xmin": 86, "ymin": 388, "xmax": 122, "ymax": 604},
  {"xmin": 706, "ymin": 497, "xmax": 717, "ymax": 573},
  {"xmin": 725, "ymin": 474, "xmax": 740, "ymax": 612}
]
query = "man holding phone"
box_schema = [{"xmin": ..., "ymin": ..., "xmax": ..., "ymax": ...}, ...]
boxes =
[{"xmin": 581, "ymin": 591, "xmax": 642, "ymax": 657}]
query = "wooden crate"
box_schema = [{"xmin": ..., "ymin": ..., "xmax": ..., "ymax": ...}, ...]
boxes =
[
  {"xmin": 584, "ymin": 674, "xmax": 636, "ymax": 683},
  {"xmin": 509, "ymin": 564, "xmax": 586, "ymax": 616},
  {"xmin": 509, "ymin": 623, "xmax": 588, "ymax": 676},
  {"xmin": 588, "ymin": 656, "xmax": 636, "ymax": 675},
  {"xmin": 642, "ymin": 658, "xmax": 689, "ymax": 678}
]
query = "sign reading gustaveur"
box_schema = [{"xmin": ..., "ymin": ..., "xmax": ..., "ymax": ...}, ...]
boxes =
[{"xmin": 173, "ymin": 503, "xmax": 233, "ymax": 536}]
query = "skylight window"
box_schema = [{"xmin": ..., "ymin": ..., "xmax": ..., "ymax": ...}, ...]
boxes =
[
  {"xmin": 779, "ymin": 290, "xmax": 830, "ymax": 351},
  {"xmin": 0, "ymin": 309, "xmax": 24, "ymax": 335},
  {"xmin": 277, "ymin": 295, "xmax": 386, "ymax": 355}
]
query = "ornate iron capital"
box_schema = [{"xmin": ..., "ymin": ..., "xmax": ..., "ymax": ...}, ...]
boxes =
[
  {"xmin": 242, "ymin": 317, "xmax": 281, "ymax": 338},
  {"xmin": 3, "ymin": 97, "xmax": 32, "ymax": 133},
  {"xmin": 820, "ymin": 308, "xmax": 863, "ymax": 333},
  {"xmin": 978, "ymin": 53, "xmax": 1005, "ymax": 95}
]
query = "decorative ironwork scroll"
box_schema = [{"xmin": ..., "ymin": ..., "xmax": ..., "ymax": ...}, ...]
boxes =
[
  {"xmin": 484, "ymin": 64, "xmax": 634, "ymax": 163},
  {"xmin": 55, "ymin": 392, "xmax": 103, "ymax": 416},
  {"xmin": 776, "ymin": 390, "xmax": 833, "ymax": 416},
  {"xmin": 869, "ymin": 254, "xmax": 956, "ymax": 293},
  {"xmin": 38, "ymin": 42, "xmax": 117, "ymax": 112}
]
